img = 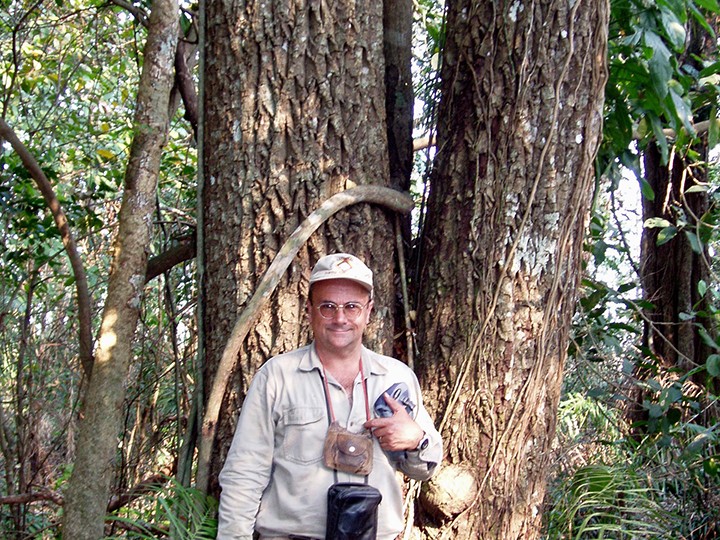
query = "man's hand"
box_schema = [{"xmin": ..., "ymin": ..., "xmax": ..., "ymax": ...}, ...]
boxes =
[{"xmin": 364, "ymin": 393, "xmax": 424, "ymax": 451}]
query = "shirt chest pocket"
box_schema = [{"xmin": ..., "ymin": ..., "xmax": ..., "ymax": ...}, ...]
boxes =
[{"xmin": 281, "ymin": 407, "xmax": 326, "ymax": 465}]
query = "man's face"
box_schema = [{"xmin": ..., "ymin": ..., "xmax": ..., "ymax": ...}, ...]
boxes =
[{"xmin": 308, "ymin": 279, "xmax": 373, "ymax": 356}]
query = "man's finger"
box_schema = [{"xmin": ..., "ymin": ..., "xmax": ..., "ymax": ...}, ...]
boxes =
[{"xmin": 383, "ymin": 392, "xmax": 407, "ymax": 414}]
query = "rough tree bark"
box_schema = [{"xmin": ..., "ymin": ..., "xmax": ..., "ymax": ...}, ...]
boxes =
[
  {"xmin": 414, "ymin": 0, "xmax": 609, "ymax": 538},
  {"xmin": 200, "ymin": 0, "xmax": 398, "ymax": 495},
  {"xmin": 384, "ymin": 0, "xmax": 414, "ymax": 192},
  {"xmin": 61, "ymin": 1, "xmax": 179, "ymax": 537}
]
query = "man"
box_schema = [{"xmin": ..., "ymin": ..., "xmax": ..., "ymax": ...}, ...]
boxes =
[{"xmin": 217, "ymin": 253, "xmax": 442, "ymax": 539}]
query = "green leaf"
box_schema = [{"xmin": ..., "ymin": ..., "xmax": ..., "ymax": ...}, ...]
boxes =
[
  {"xmin": 689, "ymin": 2, "xmax": 718, "ymax": 38},
  {"xmin": 699, "ymin": 61, "xmax": 720, "ymax": 78},
  {"xmin": 580, "ymin": 288, "xmax": 608, "ymax": 311},
  {"xmin": 693, "ymin": 0, "xmax": 720, "ymax": 13},
  {"xmin": 664, "ymin": 386, "xmax": 683, "ymax": 405},
  {"xmin": 617, "ymin": 282, "xmax": 637, "ymax": 293},
  {"xmin": 659, "ymin": 6, "xmax": 686, "ymax": 50},
  {"xmin": 684, "ymin": 230, "xmax": 702, "ymax": 254},
  {"xmin": 648, "ymin": 113, "xmax": 670, "ymax": 164},
  {"xmin": 704, "ymin": 456, "xmax": 720, "ymax": 477},
  {"xmin": 657, "ymin": 226, "xmax": 678, "ymax": 245},
  {"xmin": 648, "ymin": 402, "xmax": 664, "ymax": 418},
  {"xmin": 669, "ymin": 89, "xmax": 695, "ymax": 135},
  {"xmin": 644, "ymin": 217, "xmax": 672, "ymax": 228},
  {"xmin": 640, "ymin": 178, "xmax": 656, "ymax": 201},
  {"xmin": 698, "ymin": 280, "xmax": 708, "ymax": 297},
  {"xmin": 571, "ymin": 465, "xmax": 615, "ymax": 496},
  {"xmin": 707, "ymin": 354, "xmax": 720, "ymax": 377},
  {"xmin": 699, "ymin": 328, "xmax": 720, "ymax": 351},
  {"xmin": 709, "ymin": 108, "xmax": 719, "ymax": 151},
  {"xmin": 645, "ymin": 31, "xmax": 673, "ymax": 99}
]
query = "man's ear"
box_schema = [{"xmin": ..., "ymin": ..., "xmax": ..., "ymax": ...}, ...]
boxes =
[{"xmin": 365, "ymin": 299, "xmax": 374, "ymax": 323}]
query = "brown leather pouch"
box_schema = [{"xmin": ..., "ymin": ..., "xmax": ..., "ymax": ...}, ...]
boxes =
[{"xmin": 323, "ymin": 421, "xmax": 373, "ymax": 476}]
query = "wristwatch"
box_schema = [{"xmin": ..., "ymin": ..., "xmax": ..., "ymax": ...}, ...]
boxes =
[{"xmin": 416, "ymin": 433, "xmax": 430, "ymax": 451}]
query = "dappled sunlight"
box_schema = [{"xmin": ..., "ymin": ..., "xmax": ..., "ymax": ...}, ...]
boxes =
[{"xmin": 97, "ymin": 310, "xmax": 119, "ymax": 355}]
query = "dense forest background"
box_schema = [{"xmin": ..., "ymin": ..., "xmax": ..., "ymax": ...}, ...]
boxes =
[{"xmin": 0, "ymin": 0, "xmax": 719, "ymax": 538}]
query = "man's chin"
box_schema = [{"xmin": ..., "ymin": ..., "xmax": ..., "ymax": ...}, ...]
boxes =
[{"xmin": 325, "ymin": 334, "xmax": 359, "ymax": 350}]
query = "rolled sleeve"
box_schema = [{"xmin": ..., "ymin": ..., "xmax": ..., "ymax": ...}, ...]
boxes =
[{"xmin": 398, "ymin": 437, "xmax": 442, "ymax": 480}]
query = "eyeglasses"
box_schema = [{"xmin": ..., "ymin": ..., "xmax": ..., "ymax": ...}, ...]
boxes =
[{"xmin": 314, "ymin": 301, "xmax": 370, "ymax": 320}]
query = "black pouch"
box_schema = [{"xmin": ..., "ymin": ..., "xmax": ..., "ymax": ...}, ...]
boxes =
[{"xmin": 325, "ymin": 482, "xmax": 382, "ymax": 540}]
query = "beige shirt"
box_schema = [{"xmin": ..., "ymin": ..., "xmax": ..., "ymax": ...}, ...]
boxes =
[{"xmin": 217, "ymin": 344, "xmax": 442, "ymax": 539}]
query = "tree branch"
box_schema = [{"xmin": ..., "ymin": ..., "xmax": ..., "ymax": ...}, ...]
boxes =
[
  {"xmin": 0, "ymin": 118, "xmax": 94, "ymax": 377},
  {"xmin": 633, "ymin": 119, "xmax": 712, "ymax": 141},
  {"xmin": 61, "ymin": 0, "xmax": 179, "ymax": 535},
  {"xmin": 108, "ymin": 0, "xmax": 149, "ymax": 27},
  {"xmin": 195, "ymin": 185, "xmax": 414, "ymax": 492},
  {"xmin": 145, "ymin": 233, "xmax": 196, "ymax": 283},
  {"xmin": 413, "ymin": 134, "xmax": 436, "ymax": 152},
  {"xmin": 0, "ymin": 490, "xmax": 64, "ymax": 506},
  {"xmin": 175, "ymin": 40, "xmax": 198, "ymax": 139}
]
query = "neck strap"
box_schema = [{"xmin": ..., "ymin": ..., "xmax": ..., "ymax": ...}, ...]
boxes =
[
  {"xmin": 320, "ymin": 358, "xmax": 371, "ymax": 483},
  {"xmin": 320, "ymin": 358, "xmax": 371, "ymax": 423}
]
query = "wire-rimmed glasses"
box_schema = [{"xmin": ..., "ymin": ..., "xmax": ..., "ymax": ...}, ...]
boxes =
[{"xmin": 314, "ymin": 300, "xmax": 370, "ymax": 320}]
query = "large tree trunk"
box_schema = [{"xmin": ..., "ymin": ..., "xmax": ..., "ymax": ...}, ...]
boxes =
[
  {"xmin": 384, "ymin": 0, "xmax": 414, "ymax": 192},
  {"xmin": 414, "ymin": 0, "xmax": 609, "ymax": 538},
  {"xmin": 61, "ymin": 1, "xmax": 179, "ymax": 537},
  {"xmin": 200, "ymin": 0, "xmax": 397, "ymax": 495}
]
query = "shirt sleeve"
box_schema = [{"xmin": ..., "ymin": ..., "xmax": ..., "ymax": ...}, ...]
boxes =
[{"xmin": 216, "ymin": 368, "xmax": 275, "ymax": 539}]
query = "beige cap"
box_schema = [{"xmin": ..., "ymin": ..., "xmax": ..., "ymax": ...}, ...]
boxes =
[{"xmin": 309, "ymin": 253, "xmax": 373, "ymax": 295}]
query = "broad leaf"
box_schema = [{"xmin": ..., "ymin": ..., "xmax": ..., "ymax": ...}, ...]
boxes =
[
  {"xmin": 698, "ymin": 327, "xmax": 720, "ymax": 351},
  {"xmin": 643, "ymin": 217, "xmax": 673, "ymax": 228},
  {"xmin": 640, "ymin": 178, "xmax": 656, "ymax": 201},
  {"xmin": 645, "ymin": 31, "xmax": 673, "ymax": 99},
  {"xmin": 659, "ymin": 6, "xmax": 686, "ymax": 50},
  {"xmin": 708, "ymin": 354, "xmax": 720, "ymax": 377},
  {"xmin": 657, "ymin": 226, "xmax": 678, "ymax": 245},
  {"xmin": 709, "ymin": 107, "xmax": 720, "ymax": 150},
  {"xmin": 684, "ymin": 230, "xmax": 703, "ymax": 254},
  {"xmin": 668, "ymin": 89, "xmax": 695, "ymax": 135}
]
